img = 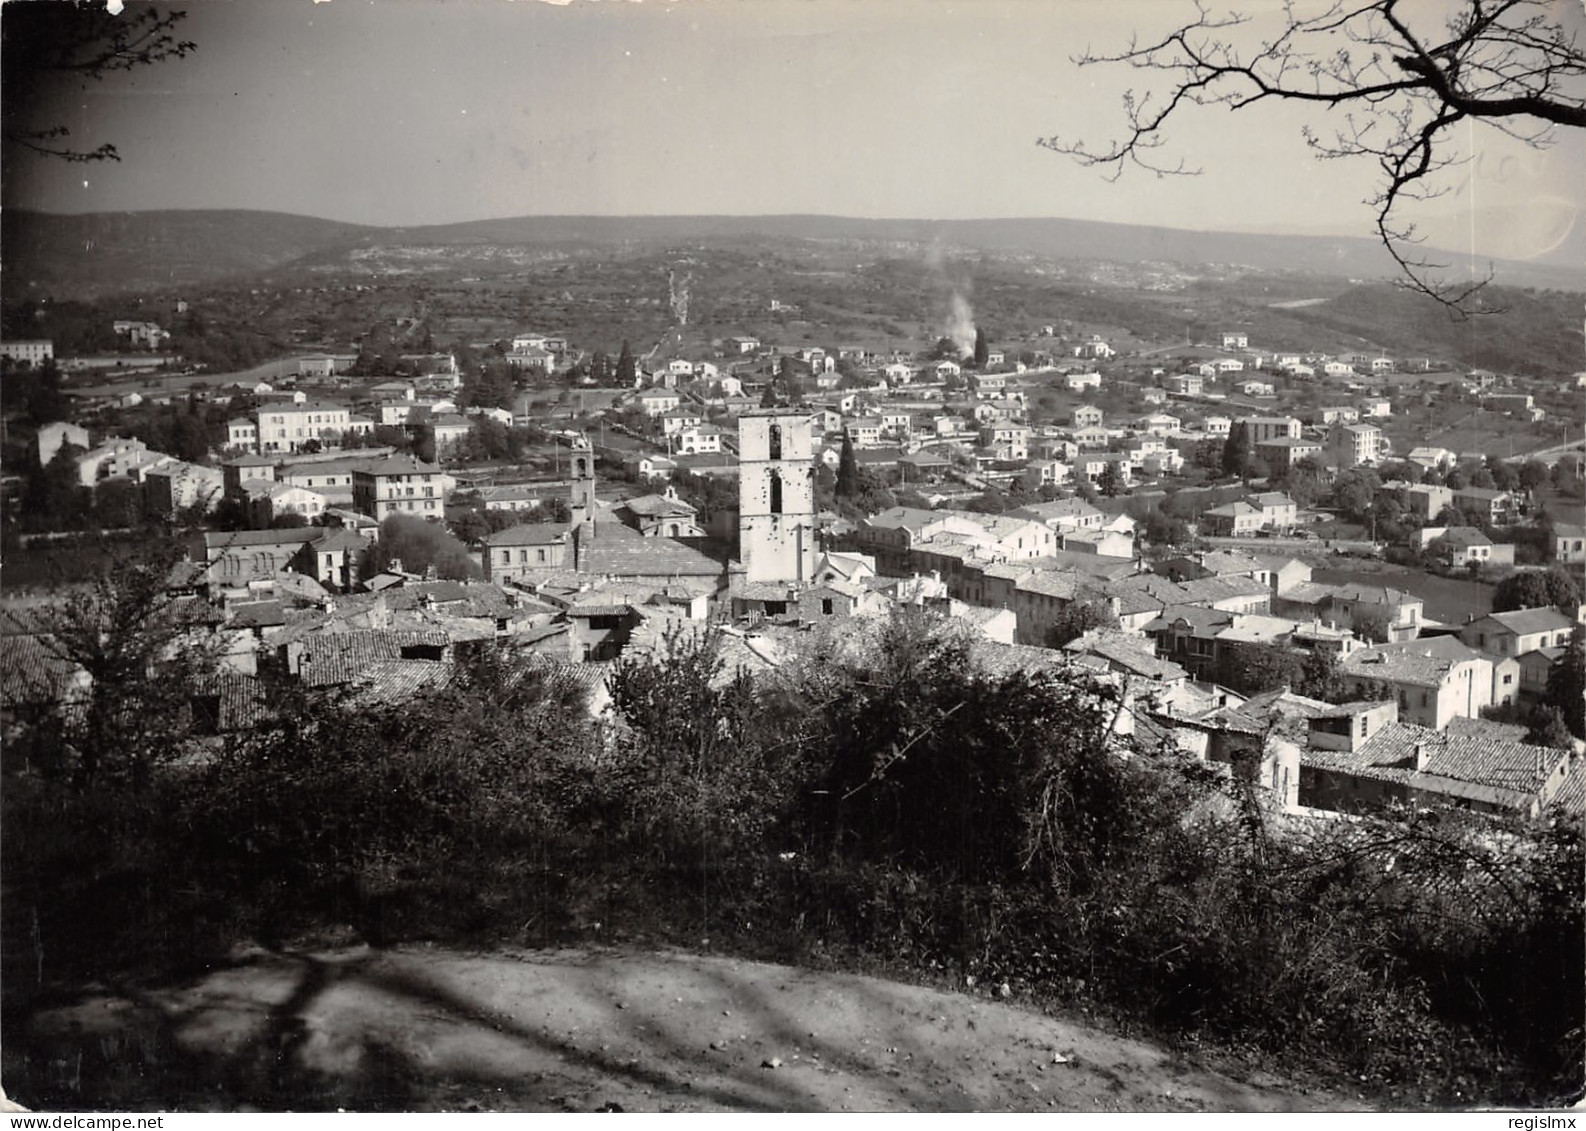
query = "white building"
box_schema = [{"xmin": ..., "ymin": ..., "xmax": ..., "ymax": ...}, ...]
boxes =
[
  {"xmin": 677, "ymin": 423, "xmax": 724, "ymax": 455},
  {"xmin": 351, "ymin": 456, "xmax": 455, "ymax": 521},
  {"xmin": 1, "ymin": 340, "xmax": 54, "ymax": 366},
  {"xmin": 1238, "ymin": 416, "xmax": 1301, "ymax": 443},
  {"xmin": 256, "ymin": 401, "xmax": 353, "ymax": 454}
]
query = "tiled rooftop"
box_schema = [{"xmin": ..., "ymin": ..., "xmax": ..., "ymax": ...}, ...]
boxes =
[
  {"xmin": 1015, "ymin": 570, "xmax": 1088, "ymax": 600},
  {"xmin": 1477, "ymin": 607, "xmax": 1575, "ymax": 636},
  {"xmin": 293, "ymin": 629, "xmax": 452, "ymax": 686},
  {"xmin": 204, "ymin": 528, "xmax": 321, "ymax": 551},
  {"xmin": 350, "ymin": 659, "xmax": 455, "ymax": 706},
  {"xmin": 1341, "ymin": 645, "xmax": 1468, "ymax": 688},
  {"xmin": 1302, "ymin": 720, "xmax": 1567, "ymax": 806},
  {"xmin": 0, "ymin": 634, "xmax": 81, "ymax": 706},
  {"xmin": 1065, "ymin": 630, "xmax": 1186, "ymax": 681},
  {"xmin": 580, "ymin": 519, "xmax": 723, "ymax": 578},
  {"xmin": 485, "ymin": 522, "xmax": 572, "ymax": 547}
]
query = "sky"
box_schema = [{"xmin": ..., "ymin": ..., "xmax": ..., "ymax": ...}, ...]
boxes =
[{"xmin": 4, "ymin": 0, "xmax": 1582, "ymax": 261}]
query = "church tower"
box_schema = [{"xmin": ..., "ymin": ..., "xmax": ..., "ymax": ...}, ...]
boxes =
[
  {"xmin": 568, "ymin": 434, "xmax": 599, "ymax": 572},
  {"xmin": 568, "ymin": 434, "xmax": 598, "ymax": 527},
  {"xmin": 738, "ymin": 409, "xmax": 817, "ymax": 583}
]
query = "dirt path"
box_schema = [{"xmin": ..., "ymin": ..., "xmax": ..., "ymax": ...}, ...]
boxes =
[{"xmin": 13, "ymin": 944, "xmax": 1364, "ymax": 1113}]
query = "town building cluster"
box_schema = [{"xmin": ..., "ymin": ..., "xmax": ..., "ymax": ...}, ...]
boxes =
[{"xmin": 4, "ymin": 314, "xmax": 1583, "ymax": 827}]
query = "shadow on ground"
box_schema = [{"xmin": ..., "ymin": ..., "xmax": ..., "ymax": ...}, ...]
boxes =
[{"xmin": 4, "ymin": 944, "xmax": 1361, "ymax": 1113}]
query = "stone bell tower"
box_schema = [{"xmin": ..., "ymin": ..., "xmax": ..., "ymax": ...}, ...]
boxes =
[
  {"xmin": 568, "ymin": 434, "xmax": 598, "ymax": 528},
  {"xmin": 737, "ymin": 409, "xmax": 817, "ymax": 583}
]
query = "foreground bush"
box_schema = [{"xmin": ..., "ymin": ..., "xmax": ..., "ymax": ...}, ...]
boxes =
[{"xmin": 4, "ymin": 611, "xmax": 1581, "ymax": 1106}]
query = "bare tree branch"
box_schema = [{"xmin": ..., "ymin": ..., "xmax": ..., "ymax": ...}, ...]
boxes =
[
  {"xmin": 3, "ymin": 2, "xmax": 195, "ymax": 165},
  {"xmin": 1040, "ymin": 0, "xmax": 1586, "ymax": 315}
]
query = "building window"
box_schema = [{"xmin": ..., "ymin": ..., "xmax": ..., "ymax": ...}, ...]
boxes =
[
  {"xmin": 769, "ymin": 471, "xmax": 783, "ymax": 515},
  {"xmin": 822, "ymin": 598, "xmax": 834, "ymax": 615},
  {"xmin": 768, "ymin": 423, "xmax": 782, "ymax": 460}
]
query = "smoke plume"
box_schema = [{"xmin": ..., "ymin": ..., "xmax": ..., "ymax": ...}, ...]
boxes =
[{"xmin": 946, "ymin": 292, "xmax": 976, "ymax": 359}]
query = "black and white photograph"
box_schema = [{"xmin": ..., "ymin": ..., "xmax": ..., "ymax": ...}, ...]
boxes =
[{"xmin": 1, "ymin": 0, "xmax": 1583, "ymax": 1116}]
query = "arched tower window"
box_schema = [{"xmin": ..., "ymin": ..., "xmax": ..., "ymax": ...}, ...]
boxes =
[
  {"xmin": 768, "ymin": 423, "xmax": 782, "ymax": 460},
  {"xmin": 769, "ymin": 470, "xmax": 783, "ymax": 515}
]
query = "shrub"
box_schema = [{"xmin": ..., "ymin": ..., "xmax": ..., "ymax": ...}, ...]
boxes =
[{"xmin": 6, "ymin": 603, "xmax": 1582, "ymax": 1107}]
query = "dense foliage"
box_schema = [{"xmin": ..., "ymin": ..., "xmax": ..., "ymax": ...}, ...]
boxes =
[
  {"xmin": 363, "ymin": 513, "xmax": 479, "ymax": 580},
  {"xmin": 3, "ymin": 589, "xmax": 1582, "ymax": 1109},
  {"xmin": 1492, "ymin": 568, "xmax": 1582, "ymax": 614}
]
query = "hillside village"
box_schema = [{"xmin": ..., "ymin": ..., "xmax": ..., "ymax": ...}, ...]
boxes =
[
  {"xmin": 4, "ymin": 308, "xmax": 1585, "ymax": 825},
  {"xmin": 8, "ymin": 0, "xmax": 1586, "ymax": 1108}
]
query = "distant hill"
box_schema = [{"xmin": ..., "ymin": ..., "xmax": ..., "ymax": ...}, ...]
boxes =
[
  {"xmin": 2, "ymin": 210, "xmax": 376, "ymax": 297},
  {"xmin": 5, "ymin": 209, "xmax": 1581, "ymax": 300},
  {"xmin": 358, "ymin": 213, "xmax": 1586, "ymax": 290},
  {"xmin": 1285, "ymin": 283, "xmax": 1585, "ymax": 377}
]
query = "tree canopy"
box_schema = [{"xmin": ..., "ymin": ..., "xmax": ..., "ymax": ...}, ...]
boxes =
[
  {"xmin": 365, "ymin": 513, "xmax": 478, "ymax": 581},
  {"xmin": 1493, "ymin": 567, "xmax": 1581, "ymax": 612}
]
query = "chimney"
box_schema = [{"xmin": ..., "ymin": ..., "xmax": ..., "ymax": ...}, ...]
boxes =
[{"xmin": 1414, "ymin": 740, "xmax": 1430, "ymax": 772}]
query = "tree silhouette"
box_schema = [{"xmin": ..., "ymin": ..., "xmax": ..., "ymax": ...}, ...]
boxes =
[
  {"xmin": 615, "ymin": 340, "xmax": 636, "ymax": 386},
  {"xmin": 1221, "ymin": 420, "xmax": 1252, "ymax": 478},
  {"xmin": 835, "ymin": 428, "xmax": 859, "ymax": 498},
  {"xmin": 1525, "ymin": 705, "xmax": 1575, "ymax": 750},
  {"xmin": 1041, "ymin": 0, "xmax": 1586, "ymax": 312},
  {"xmin": 31, "ymin": 540, "xmax": 223, "ymax": 786},
  {"xmin": 973, "ymin": 327, "xmax": 990, "ymax": 369},
  {"xmin": 1544, "ymin": 630, "xmax": 1585, "ymax": 738},
  {"xmin": 3, "ymin": 2, "xmax": 196, "ymax": 164},
  {"xmin": 412, "ymin": 424, "xmax": 437, "ymax": 464}
]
